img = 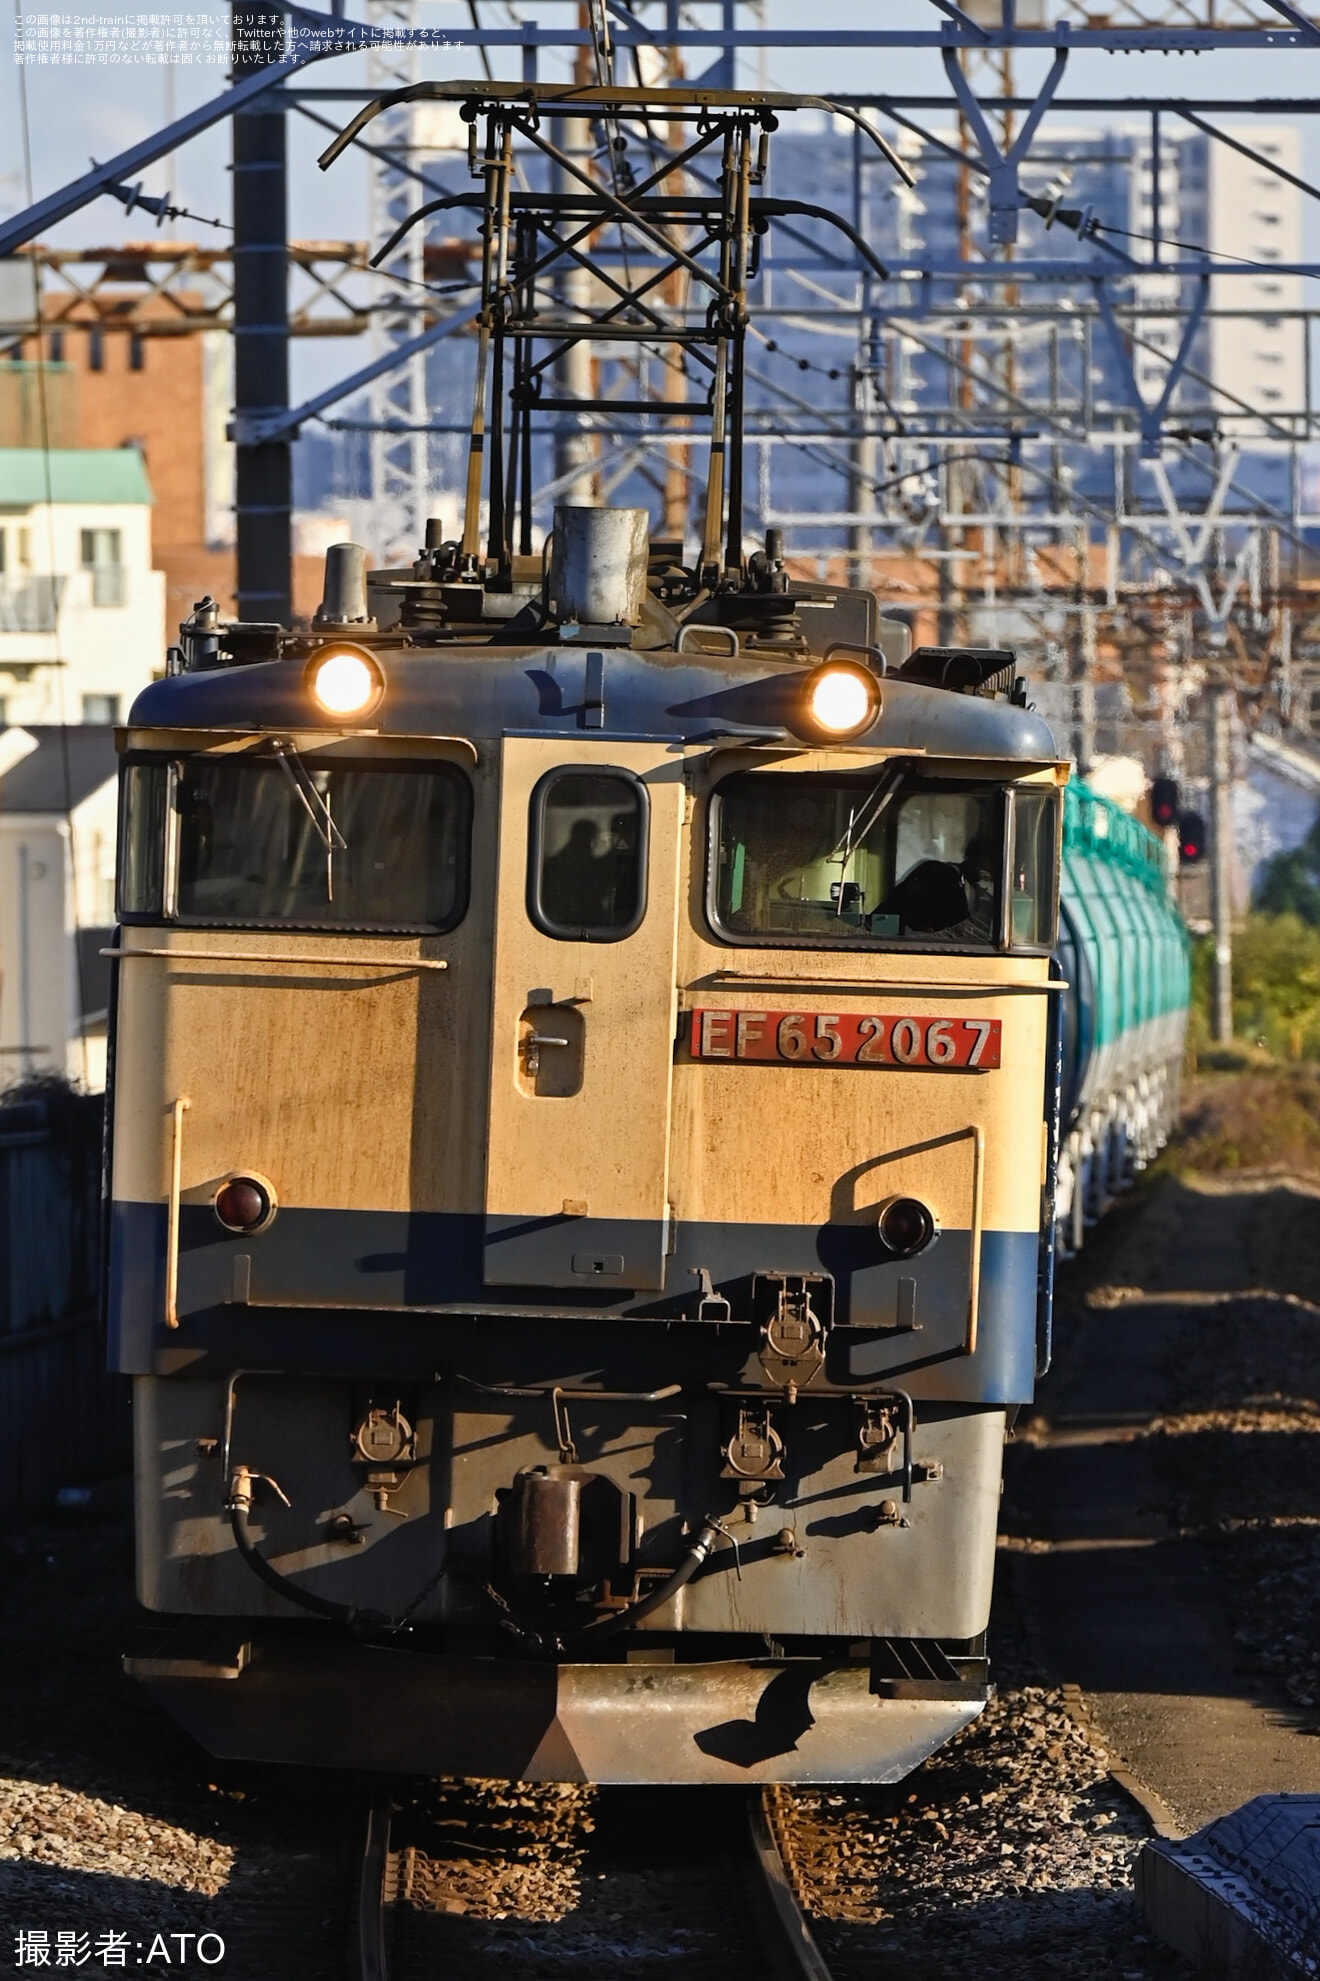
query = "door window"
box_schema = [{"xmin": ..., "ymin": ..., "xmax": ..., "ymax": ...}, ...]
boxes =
[{"xmin": 528, "ymin": 768, "xmax": 649, "ymax": 940}]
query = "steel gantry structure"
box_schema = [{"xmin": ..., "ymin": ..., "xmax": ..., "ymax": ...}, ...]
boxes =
[{"xmin": 5, "ymin": 0, "xmax": 1320, "ymax": 756}]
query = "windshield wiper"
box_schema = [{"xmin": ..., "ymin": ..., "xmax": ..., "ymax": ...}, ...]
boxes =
[
  {"xmin": 270, "ymin": 739, "xmax": 347, "ymax": 856},
  {"xmin": 828, "ymin": 766, "xmax": 900, "ymax": 914}
]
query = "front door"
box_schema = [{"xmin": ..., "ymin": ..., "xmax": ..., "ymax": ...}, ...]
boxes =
[{"xmin": 483, "ymin": 735, "xmax": 684, "ymax": 1289}]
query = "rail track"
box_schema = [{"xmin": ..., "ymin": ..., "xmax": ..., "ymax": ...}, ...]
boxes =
[{"xmin": 355, "ymin": 1778, "xmax": 833, "ymax": 1981}]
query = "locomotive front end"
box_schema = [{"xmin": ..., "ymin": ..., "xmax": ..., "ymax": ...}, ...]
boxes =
[
  {"xmin": 109, "ymin": 573, "xmax": 1065, "ymax": 1785},
  {"xmin": 109, "ymin": 82, "xmax": 1069, "ymax": 1787}
]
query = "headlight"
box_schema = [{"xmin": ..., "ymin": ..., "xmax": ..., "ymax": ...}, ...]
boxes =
[
  {"xmin": 878, "ymin": 1196, "xmax": 937, "ymax": 1257},
  {"xmin": 306, "ymin": 644, "xmax": 384, "ymax": 719},
  {"xmin": 798, "ymin": 660, "xmax": 881, "ymax": 740},
  {"xmin": 214, "ymin": 1174, "xmax": 277, "ymax": 1234}
]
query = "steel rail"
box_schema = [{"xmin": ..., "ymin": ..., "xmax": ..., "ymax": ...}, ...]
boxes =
[
  {"xmin": 354, "ymin": 1782, "xmax": 837, "ymax": 1981},
  {"xmin": 746, "ymin": 1787, "xmax": 834, "ymax": 1981},
  {"xmin": 356, "ymin": 1791, "xmax": 392, "ymax": 1981}
]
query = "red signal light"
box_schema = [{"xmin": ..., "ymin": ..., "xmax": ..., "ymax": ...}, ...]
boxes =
[
  {"xmin": 1178, "ymin": 811, "xmax": 1206, "ymax": 866},
  {"xmin": 1150, "ymin": 776, "xmax": 1178, "ymax": 828}
]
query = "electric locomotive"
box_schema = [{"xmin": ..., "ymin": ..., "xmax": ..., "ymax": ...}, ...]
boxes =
[{"xmin": 110, "ymin": 83, "xmax": 1071, "ymax": 1786}]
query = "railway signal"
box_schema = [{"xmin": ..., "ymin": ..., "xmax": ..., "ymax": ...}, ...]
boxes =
[
  {"xmin": 1178, "ymin": 811, "xmax": 1207, "ymax": 865},
  {"xmin": 1150, "ymin": 777, "xmax": 1179, "ymax": 829}
]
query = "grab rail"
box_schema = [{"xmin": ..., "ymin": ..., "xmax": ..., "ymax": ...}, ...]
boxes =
[
  {"xmin": 165, "ymin": 1096, "xmax": 190, "ymax": 1331},
  {"xmin": 103, "ymin": 948, "xmax": 447, "ymax": 972}
]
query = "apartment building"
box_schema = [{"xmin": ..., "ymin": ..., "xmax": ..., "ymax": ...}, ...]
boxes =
[{"xmin": 0, "ymin": 447, "xmax": 165, "ymax": 728}]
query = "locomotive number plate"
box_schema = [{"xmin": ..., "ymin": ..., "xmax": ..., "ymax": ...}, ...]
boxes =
[{"xmin": 690, "ymin": 1009, "xmax": 1001, "ymax": 1070}]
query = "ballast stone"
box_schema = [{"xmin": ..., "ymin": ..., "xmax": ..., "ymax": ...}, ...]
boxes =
[{"xmin": 1137, "ymin": 1793, "xmax": 1320, "ymax": 1977}]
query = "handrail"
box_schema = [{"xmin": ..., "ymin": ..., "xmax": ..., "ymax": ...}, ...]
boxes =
[
  {"xmin": 677, "ymin": 622, "xmax": 740, "ymax": 657},
  {"xmin": 966, "ymin": 1124, "xmax": 986, "ymax": 1357},
  {"xmin": 704, "ymin": 971, "xmax": 1065, "ymax": 994},
  {"xmin": 103, "ymin": 947, "xmax": 448, "ymax": 972},
  {"xmin": 165, "ymin": 1096, "xmax": 190, "ymax": 1331},
  {"xmin": 823, "ymin": 639, "xmax": 888, "ymax": 676}
]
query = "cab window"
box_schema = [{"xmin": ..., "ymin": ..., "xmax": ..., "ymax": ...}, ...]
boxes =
[
  {"xmin": 118, "ymin": 755, "xmax": 471, "ymax": 932},
  {"xmin": 1009, "ymin": 785, "xmax": 1060, "ymax": 949},
  {"xmin": 528, "ymin": 768, "xmax": 648, "ymax": 941},
  {"xmin": 710, "ymin": 767, "xmax": 1009, "ymax": 950}
]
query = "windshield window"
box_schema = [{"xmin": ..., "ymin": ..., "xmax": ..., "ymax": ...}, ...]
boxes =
[
  {"xmin": 120, "ymin": 756, "xmax": 470, "ymax": 931},
  {"xmin": 711, "ymin": 768, "xmax": 1007, "ymax": 948}
]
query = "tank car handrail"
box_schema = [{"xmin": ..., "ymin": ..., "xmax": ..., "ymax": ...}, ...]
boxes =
[{"xmin": 101, "ymin": 947, "xmax": 449, "ymax": 971}]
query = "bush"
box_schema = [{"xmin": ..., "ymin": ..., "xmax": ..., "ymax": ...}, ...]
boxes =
[
  {"xmin": 1229, "ymin": 912, "xmax": 1320, "ymax": 1060},
  {"xmin": 1253, "ymin": 803, "xmax": 1320, "ymax": 926}
]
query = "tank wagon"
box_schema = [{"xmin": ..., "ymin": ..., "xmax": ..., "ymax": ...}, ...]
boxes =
[
  {"xmin": 110, "ymin": 82, "xmax": 1079, "ymax": 1787},
  {"xmin": 1054, "ymin": 784, "xmax": 1190, "ymax": 1253}
]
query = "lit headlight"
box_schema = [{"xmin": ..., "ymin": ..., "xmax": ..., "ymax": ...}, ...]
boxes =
[
  {"xmin": 306, "ymin": 645, "xmax": 384, "ymax": 719},
  {"xmin": 799, "ymin": 661, "xmax": 881, "ymax": 740}
]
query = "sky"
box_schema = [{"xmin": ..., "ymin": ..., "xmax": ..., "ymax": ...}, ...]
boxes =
[{"xmin": 3, "ymin": 1, "xmax": 1320, "ymax": 409}]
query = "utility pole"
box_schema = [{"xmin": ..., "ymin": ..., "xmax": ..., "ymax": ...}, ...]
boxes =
[
  {"xmin": 848, "ymin": 362, "xmax": 875, "ymax": 591},
  {"xmin": 1073, "ymin": 543, "xmax": 1096, "ymax": 777},
  {"xmin": 553, "ymin": 13, "xmax": 598, "ymax": 502},
  {"xmin": 230, "ymin": 0, "xmax": 290, "ymax": 623},
  {"xmin": 366, "ymin": 0, "xmax": 428, "ymax": 567},
  {"xmin": 554, "ymin": 112, "xmax": 598, "ymax": 504},
  {"xmin": 1209, "ymin": 681, "xmax": 1234, "ymax": 1045}
]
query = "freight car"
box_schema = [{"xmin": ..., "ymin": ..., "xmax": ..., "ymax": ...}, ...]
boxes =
[
  {"xmin": 106, "ymin": 82, "xmax": 1167, "ymax": 1788},
  {"xmin": 1054, "ymin": 784, "xmax": 1190, "ymax": 1252}
]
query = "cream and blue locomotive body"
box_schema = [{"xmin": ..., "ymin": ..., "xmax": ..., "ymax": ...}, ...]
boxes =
[{"xmin": 107, "ymin": 548, "xmax": 1073, "ymax": 1786}]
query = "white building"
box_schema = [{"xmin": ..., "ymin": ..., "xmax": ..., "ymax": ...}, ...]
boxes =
[
  {"xmin": 1131, "ymin": 125, "xmax": 1304, "ymax": 446},
  {"xmin": 1182, "ymin": 126, "xmax": 1304, "ymax": 444},
  {"xmin": 0, "ymin": 724, "xmax": 119, "ymax": 1093},
  {"xmin": 0, "ymin": 447, "xmax": 166, "ymax": 729}
]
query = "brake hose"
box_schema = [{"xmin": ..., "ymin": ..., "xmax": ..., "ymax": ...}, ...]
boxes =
[
  {"xmin": 228, "ymin": 1479, "xmax": 360, "ymax": 1623},
  {"xmin": 548, "ymin": 1518, "xmax": 723, "ymax": 1653},
  {"xmin": 228, "ymin": 1470, "xmax": 723, "ymax": 1649}
]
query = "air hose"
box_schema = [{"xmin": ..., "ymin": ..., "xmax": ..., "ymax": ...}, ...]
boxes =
[
  {"xmin": 546, "ymin": 1517, "xmax": 723, "ymax": 1654},
  {"xmin": 228, "ymin": 1473, "xmax": 360, "ymax": 1623},
  {"xmin": 228, "ymin": 1469, "xmax": 724, "ymax": 1651}
]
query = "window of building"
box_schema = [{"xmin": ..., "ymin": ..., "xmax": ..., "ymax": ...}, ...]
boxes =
[
  {"xmin": 528, "ymin": 768, "xmax": 648, "ymax": 941},
  {"xmin": 81, "ymin": 529, "xmax": 121, "ymax": 568},
  {"xmin": 129, "ymin": 332, "xmax": 145, "ymax": 372},
  {"xmin": 119, "ymin": 755, "xmax": 472, "ymax": 932},
  {"xmin": 82, "ymin": 695, "xmax": 120, "ymax": 725},
  {"xmin": 48, "ymin": 331, "xmax": 63, "ymax": 363},
  {"xmin": 88, "ymin": 323, "xmax": 104, "ymax": 372},
  {"xmin": 81, "ymin": 529, "xmax": 125, "ymax": 606}
]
